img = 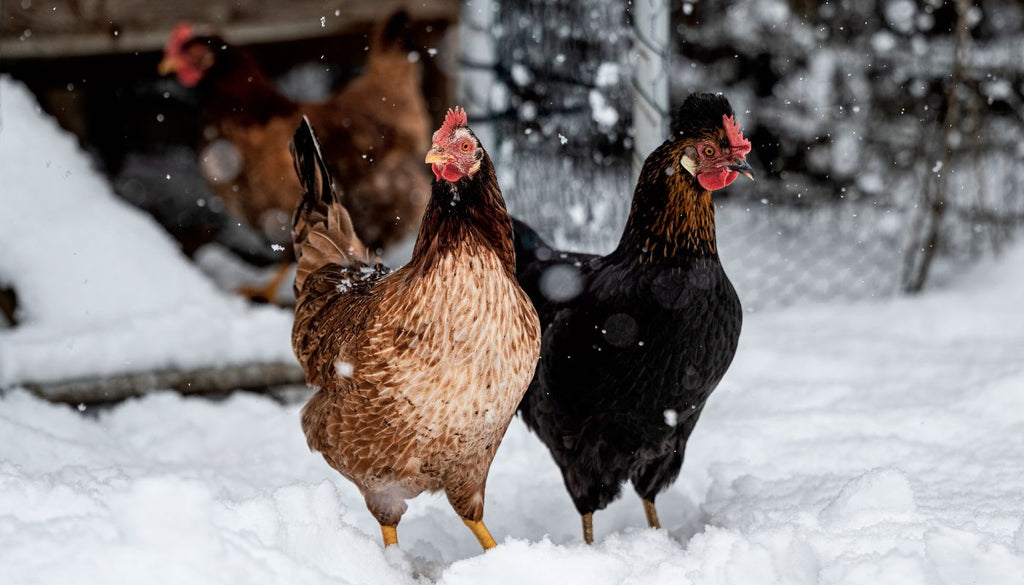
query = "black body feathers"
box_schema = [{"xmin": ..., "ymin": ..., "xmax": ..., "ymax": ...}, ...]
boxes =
[
  {"xmin": 514, "ymin": 93, "xmax": 744, "ymax": 516},
  {"xmin": 291, "ymin": 117, "xmax": 333, "ymax": 211}
]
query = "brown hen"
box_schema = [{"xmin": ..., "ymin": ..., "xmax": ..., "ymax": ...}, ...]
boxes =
[
  {"xmin": 160, "ymin": 11, "xmax": 430, "ymax": 300},
  {"xmin": 290, "ymin": 110, "xmax": 540, "ymax": 550}
]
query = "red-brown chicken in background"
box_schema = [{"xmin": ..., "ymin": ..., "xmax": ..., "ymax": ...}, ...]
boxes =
[
  {"xmin": 159, "ymin": 11, "xmax": 430, "ymax": 301},
  {"xmin": 290, "ymin": 110, "xmax": 540, "ymax": 550}
]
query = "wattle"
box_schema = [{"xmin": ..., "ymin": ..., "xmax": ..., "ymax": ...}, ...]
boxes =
[
  {"xmin": 697, "ymin": 170, "xmax": 738, "ymax": 191},
  {"xmin": 177, "ymin": 68, "xmax": 203, "ymax": 88},
  {"xmin": 441, "ymin": 163, "xmax": 463, "ymax": 182}
]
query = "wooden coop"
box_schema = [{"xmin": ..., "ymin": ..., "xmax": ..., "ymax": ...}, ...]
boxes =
[
  {"xmin": 2, "ymin": 0, "xmax": 460, "ymax": 147},
  {"xmin": 0, "ymin": 0, "xmax": 460, "ymax": 404}
]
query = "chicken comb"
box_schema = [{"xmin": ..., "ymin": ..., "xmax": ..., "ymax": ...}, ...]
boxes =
[
  {"xmin": 723, "ymin": 114, "xmax": 752, "ymax": 157},
  {"xmin": 435, "ymin": 106, "xmax": 469, "ymax": 143},
  {"xmin": 165, "ymin": 22, "xmax": 195, "ymax": 57}
]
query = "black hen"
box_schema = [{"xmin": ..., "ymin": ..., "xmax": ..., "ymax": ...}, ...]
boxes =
[{"xmin": 514, "ymin": 93, "xmax": 753, "ymax": 543}]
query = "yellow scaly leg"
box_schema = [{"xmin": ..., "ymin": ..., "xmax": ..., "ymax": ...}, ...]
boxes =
[
  {"xmin": 380, "ymin": 524, "xmax": 399, "ymax": 547},
  {"xmin": 462, "ymin": 518, "xmax": 498, "ymax": 550}
]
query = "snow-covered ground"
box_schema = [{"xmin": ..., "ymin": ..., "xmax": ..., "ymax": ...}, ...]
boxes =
[
  {"xmin": 3, "ymin": 232, "xmax": 1022, "ymax": 582},
  {"xmin": 0, "ymin": 76, "xmax": 294, "ymax": 386}
]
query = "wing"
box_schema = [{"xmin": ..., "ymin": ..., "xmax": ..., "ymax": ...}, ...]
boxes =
[
  {"xmin": 291, "ymin": 262, "xmax": 391, "ymax": 386},
  {"xmin": 511, "ymin": 217, "xmax": 602, "ymax": 327}
]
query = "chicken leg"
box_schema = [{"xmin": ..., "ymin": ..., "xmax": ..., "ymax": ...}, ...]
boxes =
[
  {"xmin": 642, "ymin": 498, "xmax": 661, "ymax": 529},
  {"xmin": 581, "ymin": 512, "xmax": 594, "ymax": 544},
  {"xmin": 381, "ymin": 524, "xmax": 399, "ymax": 547},
  {"xmin": 462, "ymin": 518, "xmax": 497, "ymax": 550}
]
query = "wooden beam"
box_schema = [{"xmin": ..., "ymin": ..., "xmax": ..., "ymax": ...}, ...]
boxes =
[
  {"xmin": 11, "ymin": 362, "xmax": 306, "ymax": 404},
  {"xmin": 1, "ymin": 0, "xmax": 459, "ymax": 59}
]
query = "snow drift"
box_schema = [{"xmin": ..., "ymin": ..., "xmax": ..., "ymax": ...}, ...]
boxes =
[{"xmin": 0, "ymin": 76, "xmax": 295, "ymax": 387}]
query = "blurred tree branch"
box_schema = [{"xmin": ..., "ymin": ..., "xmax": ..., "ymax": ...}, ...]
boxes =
[{"xmin": 902, "ymin": 0, "xmax": 973, "ymax": 293}]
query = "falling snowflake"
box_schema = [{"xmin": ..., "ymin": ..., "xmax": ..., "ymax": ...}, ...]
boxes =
[
  {"xmin": 663, "ymin": 409, "xmax": 678, "ymax": 427},
  {"xmin": 334, "ymin": 360, "xmax": 354, "ymax": 378}
]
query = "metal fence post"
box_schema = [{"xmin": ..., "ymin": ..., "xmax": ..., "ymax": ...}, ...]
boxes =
[
  {"xmin": 631, "ymin": 0, "xmax": 670, "ymax": 179},
  {"xmin": 457, "ymin": 0, "xmax": 502, "ymax": 161}
]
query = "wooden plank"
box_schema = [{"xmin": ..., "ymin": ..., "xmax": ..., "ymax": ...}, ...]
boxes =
[
  {"xmin": 1, "ymin": 0, "xmax": 459, "ymax": 59},
  {"xmin": 11, "ymin": 362, "xmax": 306, "ymax": 404}
]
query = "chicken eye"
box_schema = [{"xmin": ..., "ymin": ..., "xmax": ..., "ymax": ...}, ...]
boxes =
[
  {"xmin": 702, "ymin": 145, "xmax": 716, "ymax": 157},
  {"xmin": 460, "ymin": 141, "xmax": 472, "ymax": 152}
]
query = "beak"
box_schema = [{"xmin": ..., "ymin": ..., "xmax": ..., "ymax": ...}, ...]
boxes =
[
  {"xmin": 726, "ymin": 159, "xmax": 755, "ymax": 181},
  {"xmin": 424, "ymin": 147, "xmax": 450, "ymax": 165},
  {"xmin": 158, "ymin": 57, "xmax": 179, "ymax": 76}
]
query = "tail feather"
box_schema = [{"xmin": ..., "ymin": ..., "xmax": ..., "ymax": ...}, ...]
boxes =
[
  {"xmin": 512, "ymin": 217, "xmax": 547, "ymax": 254},
  {"xmin": 512, "ymin": 216, "xmax": 550, "ymax": 276},
  {"xmin": 371, "ymin": 9, "xmax": 414, "ymax": 56},
  {"xmin": 290, "ymin": 117, "xmax": 373, "ymax": 294}
]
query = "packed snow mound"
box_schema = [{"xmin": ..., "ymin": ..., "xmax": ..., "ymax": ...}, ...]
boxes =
[
  {"xmin": 0, "ymin": 76, "xmax": 294, "ymax": 386},
  {"xmin": 819, "ymin": 468, "xmax": 917, "ymax": 529},
  {"xmin": 3, "ymin": 237, "xmax": 1024, "ymax": 584}
]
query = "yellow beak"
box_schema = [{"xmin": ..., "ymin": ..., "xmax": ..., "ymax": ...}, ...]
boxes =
[
  {"xmin": 158, "ymin": 57, "xmax": 179, "ymax": 76},
  {"xmin": 425, "ymin": 148, "xmax": 450, "ymax": 165}
]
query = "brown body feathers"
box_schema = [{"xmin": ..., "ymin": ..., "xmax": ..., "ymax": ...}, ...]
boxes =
[{"xmin": 290, "ymin": 117, "xmax": 540, "ymax": 531}]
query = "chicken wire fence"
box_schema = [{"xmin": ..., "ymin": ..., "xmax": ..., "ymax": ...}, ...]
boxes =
[
  {"xmin": 460, "ymin": 0, "xmax": 1024, "ymax": 312},
  {"xmin": 502, "ymin": 151, "xmax": 1024, "ymax": 313}
]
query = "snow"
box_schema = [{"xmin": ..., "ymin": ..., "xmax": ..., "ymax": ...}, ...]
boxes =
[
  {"xmin": 0, "ymin": 76, "xmax": 294, "ymax": 386},
  {"xmin": 3, "ymin": 225, "xmax": 1024, "ymax": 582},
  {"xmin": 594, "ymin": 62, "xmax": 620, "ymax": 88},
  {"xmin": 510, "ymin": 63, "xmax": 532, "ymax": 87},
  {"xmin": 588, "ymin": 89, "xmax": 620, "ymax": 128},
  {"xmin": 885, "ymin": 0, "xmax": 918, "ymax": 35}
]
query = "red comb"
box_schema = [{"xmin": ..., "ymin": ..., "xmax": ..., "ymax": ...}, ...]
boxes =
[
  {"xmin": 435, "ymin": 106, "xmax": 468, "ymax": 143},
  {"xmin": 165, "ymin": 22, "xmax": 195, "ymax": 57},
  {"xmin": 723, "ymin": 114, "xmax": 751, "ymax": 157}
]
